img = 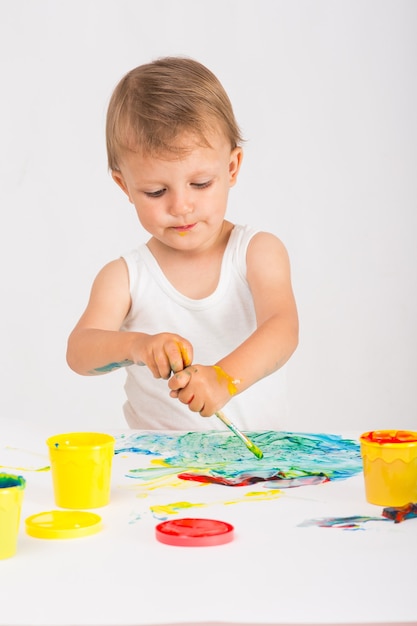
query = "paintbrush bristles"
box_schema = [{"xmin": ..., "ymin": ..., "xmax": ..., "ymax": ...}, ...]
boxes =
[{"xmin": 214, "ymin": 411, "xmax": 263, "ymax": 459}]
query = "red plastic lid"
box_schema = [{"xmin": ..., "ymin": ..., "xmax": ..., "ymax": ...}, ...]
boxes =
[{"xmin": 155, "ymin": 518, "xmax": 234, "ymax": 547}]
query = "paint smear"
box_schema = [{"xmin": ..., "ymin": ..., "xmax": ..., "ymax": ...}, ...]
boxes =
[
  {"xmin": 299, "ymin": 503, "xmax": 417, "ymax": 530},
  {"xmin": 116, "ymin": 430, "xmax": 362, "ymax": 486},
  {"xmin": 0, "ymin": 446, "xmax": 50, "ymax": 472},
  {"xmin": 298, "ymin": 515, "xmax": 389, "ymax": 530},
  {"xmin": 149, "ymin": 489, "xmax": 283, "ymax": 520},
  {"xmin": 212, "ymin": 365, "xmax": 240, "ymax": 396}
]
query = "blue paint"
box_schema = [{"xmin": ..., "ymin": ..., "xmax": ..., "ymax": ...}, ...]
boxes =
[
  {"xmin": 298, "ymin": 515, "xmax": 389, "ymax": 530},
  {"xmin": 0, "ymin": 473, "xmax": 26, "ymax": 489},
  {"xmin": 115, "ymin": 430, "xmax": 362, "ymax": 485},
  {"xmin": 93, "ymin": 360, "xmax": 134, "ymax": 373}
]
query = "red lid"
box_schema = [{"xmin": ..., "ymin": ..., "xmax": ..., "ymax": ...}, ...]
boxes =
[{"xmin": 155, "ymin": 517, "xmax": 234, "ymax": 547}]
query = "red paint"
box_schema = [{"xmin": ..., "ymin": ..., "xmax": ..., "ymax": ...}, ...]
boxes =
[
  {"xmin": 178, "ymin": 471, "xmax": 330, "ymax": 487},
  {"xmin": 382, "ymin": 502, "xmax": 417, "ymax": 523},
  {"xmin": 361, "ymin": 430, "xmax": 417, "ymax": 444}
]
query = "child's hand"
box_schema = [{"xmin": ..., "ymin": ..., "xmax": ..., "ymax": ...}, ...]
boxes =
[
  {"xmin": 135, "ymin": 334, "xmax": 193, "ymax": 379},
  {"xmin": 168, "ymin": 364, "xmax": 240, "ymax": 417}
]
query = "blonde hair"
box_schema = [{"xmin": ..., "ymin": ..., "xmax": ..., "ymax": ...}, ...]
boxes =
[{"xmin": 106, "ymin": 56, "xmax": 243, "ymax": 170}]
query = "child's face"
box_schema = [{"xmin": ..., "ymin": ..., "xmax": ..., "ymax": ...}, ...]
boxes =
[{"xmin": 112, "ymin": 131, "xmax": 242, "ymax": 251}]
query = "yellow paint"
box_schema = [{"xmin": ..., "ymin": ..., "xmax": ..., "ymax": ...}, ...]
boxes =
[
  {"xmin": 177, "ymin": 342, "xmax": 191, "ymax": 366},
  {"xmin": 212, "ymin": 365, "xmax": 241, "ymax": 396},
  {"xmin": 150, "ymin": 501, "xmax": 205, "ymax": 515},
  {"xmin": 149, "ymin": 489, "xmax": 283, "ymax": 517},
  {"xmin": 245, "ymin": 489, "xmax": 283, "ymax": 500},
  {"xmin": 0, "ymin": 464, "xmax": 50, "ymax": 472},
  {"xmin": 224, "ymin": 489, "xmax": 283, "ymax": 505},
  {"xmin": 150, "ymin": 459, "xmax": 172, "ymax": 467},
  {"xmin": 137, "ymin": 474, "xmax": 202, "ymax": 491},
  {"xmin": 1, "ymin": 446, "xmax": 50, "ymax": 472}
]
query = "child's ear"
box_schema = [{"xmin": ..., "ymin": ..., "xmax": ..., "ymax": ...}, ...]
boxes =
[
  {"xmin": 111, "ymin": 170, "xmax": 133, "ymax": 202},
  {"xmin": 229, "ymin": 147, "xmax": 243, "ymax": 187}
]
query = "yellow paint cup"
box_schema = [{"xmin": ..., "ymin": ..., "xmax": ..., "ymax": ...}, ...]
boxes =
[
  {"xmin": 360, "ymin": 430, "xmax": 417, "ymax": 506},
  {"xmin": 0, "ymin": 473, "xmax": 26, "ymax": 559},
  {"xmin": 46, "ymin": 432, "xmax": 115, "ymax": 509}
]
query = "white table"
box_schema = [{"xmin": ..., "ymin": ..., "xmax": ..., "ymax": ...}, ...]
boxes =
[{"xmin": 1, "ymin": 418, "xmax": 416, "ymax": 626}]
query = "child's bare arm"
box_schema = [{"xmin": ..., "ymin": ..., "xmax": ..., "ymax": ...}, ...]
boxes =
[
  {"xmin": 66, "ymin": 259, "xmax": 192, "ymax": 378},
  {"xmin": 220, "ymin": 231, "xmax": 299, "ymax": 385},
  {"xmin": 168, "ymin": 232, "xmax": 298, "ymax": 415}
]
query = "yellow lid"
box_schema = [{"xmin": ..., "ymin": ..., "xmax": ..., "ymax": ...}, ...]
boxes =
[{"xmin": 25, "ymin": 510, "xmax": 102, "ymax": 539}]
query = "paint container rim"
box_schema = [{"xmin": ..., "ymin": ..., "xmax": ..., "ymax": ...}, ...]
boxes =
[
  {"xmin": 25, "ymin": 510, "xmax": 102, "ymax": 539},
  {"xmin": 360, "ymin": 430, "xmax": 417, "ymax": 446},
  {"xmin": 0, "ymin": 473, "xmax": 26, "ymax": 490},
  {"xmin": 46, "ymin": 431, "xmax": 115, "ymax": 450},
  {"xmin": 155, "ymin": 517, "xmax": 234, "ymax": 547}
]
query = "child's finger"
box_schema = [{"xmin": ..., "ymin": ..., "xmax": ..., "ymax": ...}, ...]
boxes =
[
  {"xmin": 178, "ymin": 342, "xmax": 192, "ymax": 367},
  {"xmin": 168, "ymin": 367, "xmax": 192, "ymax": 391}
]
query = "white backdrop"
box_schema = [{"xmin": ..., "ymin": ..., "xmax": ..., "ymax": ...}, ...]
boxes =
[{"xmin": 0, "ymin": 0, "xmax": 416, "ymax": 433}]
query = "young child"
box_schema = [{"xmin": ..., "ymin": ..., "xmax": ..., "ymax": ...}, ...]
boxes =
[{"xmin": 66, "ymin": 56, "xmax": 299, "ymax": 431}]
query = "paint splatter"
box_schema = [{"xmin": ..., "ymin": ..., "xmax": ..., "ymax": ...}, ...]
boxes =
[
  {"xmin": 298, "ymin": 515, "xmax": 389, "ymax": 531},
  {"xmin": 0, "ymin": 446, "xmax": 50, "ymax": 472},
  {"xmin": 177, "ymin": 471, "xmax": 329, "ymax": 487},
  {"xmin": 299, "ymin": 503, "xmax": 417, "ymax": 530},
  {"xmin": 382, "ymin": 502, "xmax": 417, "ymax": 523},
  {"xmin": 148, "ymin": 489, "xmax": 283, "ymax": 521},
  {"xmin": 116, "ymin": 430, "xmax": 362, "ymax": 486}
]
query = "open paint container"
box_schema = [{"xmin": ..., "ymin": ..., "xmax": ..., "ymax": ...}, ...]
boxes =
[{"xmin": 360, "ymin": 430, "xmax": 417, "ymax": 506}]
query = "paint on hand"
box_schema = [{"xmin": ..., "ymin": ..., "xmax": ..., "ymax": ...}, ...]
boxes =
[
  {"xmin": 92, "ymin": 359, "xmax": 134, "ymax": 374},
  {"xmin": 169, "ymin": 343, "xmax": 192, "ymax": 374},
  {"xmin": 178, "ymin": 342, "xmax": 191, "ymax": 367},
  {"xmin": 212, "ymin": 365, "xmax": 241, "ymax": 396}
]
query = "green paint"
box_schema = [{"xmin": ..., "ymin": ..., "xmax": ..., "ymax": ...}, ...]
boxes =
[
  {"xmin": 215, "ymin": 411, "xmax": 263, "ymax": 459},
  {"xmin": 0, "ymin": 473, "xmax": 26, "ymax": 489},
  {"xmin": 116, "ymin": 430, "xmax": 362, "ymax": 484}
]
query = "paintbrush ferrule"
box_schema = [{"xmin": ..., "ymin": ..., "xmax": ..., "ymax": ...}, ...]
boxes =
[{"xmin": 215, "ymin": 411, "xmax": 263, "ymax": 459}]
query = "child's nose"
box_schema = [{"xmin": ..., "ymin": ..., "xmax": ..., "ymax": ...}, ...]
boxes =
[{"xmin": 169, "ymin": 191, "xmax": 193, "ymax": 216}]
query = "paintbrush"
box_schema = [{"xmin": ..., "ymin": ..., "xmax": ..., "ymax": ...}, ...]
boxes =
[{"xmin": 215, "ymin": 410, "xmax": 263, "ymax": 459}]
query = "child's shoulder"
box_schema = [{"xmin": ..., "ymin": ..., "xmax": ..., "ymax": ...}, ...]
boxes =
[{"xmin": 233, "ymin": 224, "xmax": 285, "ymax": 250}]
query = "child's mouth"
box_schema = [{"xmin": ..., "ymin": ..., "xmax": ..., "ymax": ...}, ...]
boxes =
[{"xmin": 173, "ymin": 223, "xmax": 196, "ymax": 233}]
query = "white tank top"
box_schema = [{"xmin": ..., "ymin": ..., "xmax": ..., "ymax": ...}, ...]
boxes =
[{"xmin": 121, "ymin": 224, "xmax": 288, "ymax": 431}]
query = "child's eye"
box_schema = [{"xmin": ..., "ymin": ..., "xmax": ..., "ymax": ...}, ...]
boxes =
[
  {"xmin": 145, "ymin": 188, "xmax": 166, "ymax": 198},
  {"xmin": 192, "ymin": 181, "xmax": 212, "ymax": 189}
]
